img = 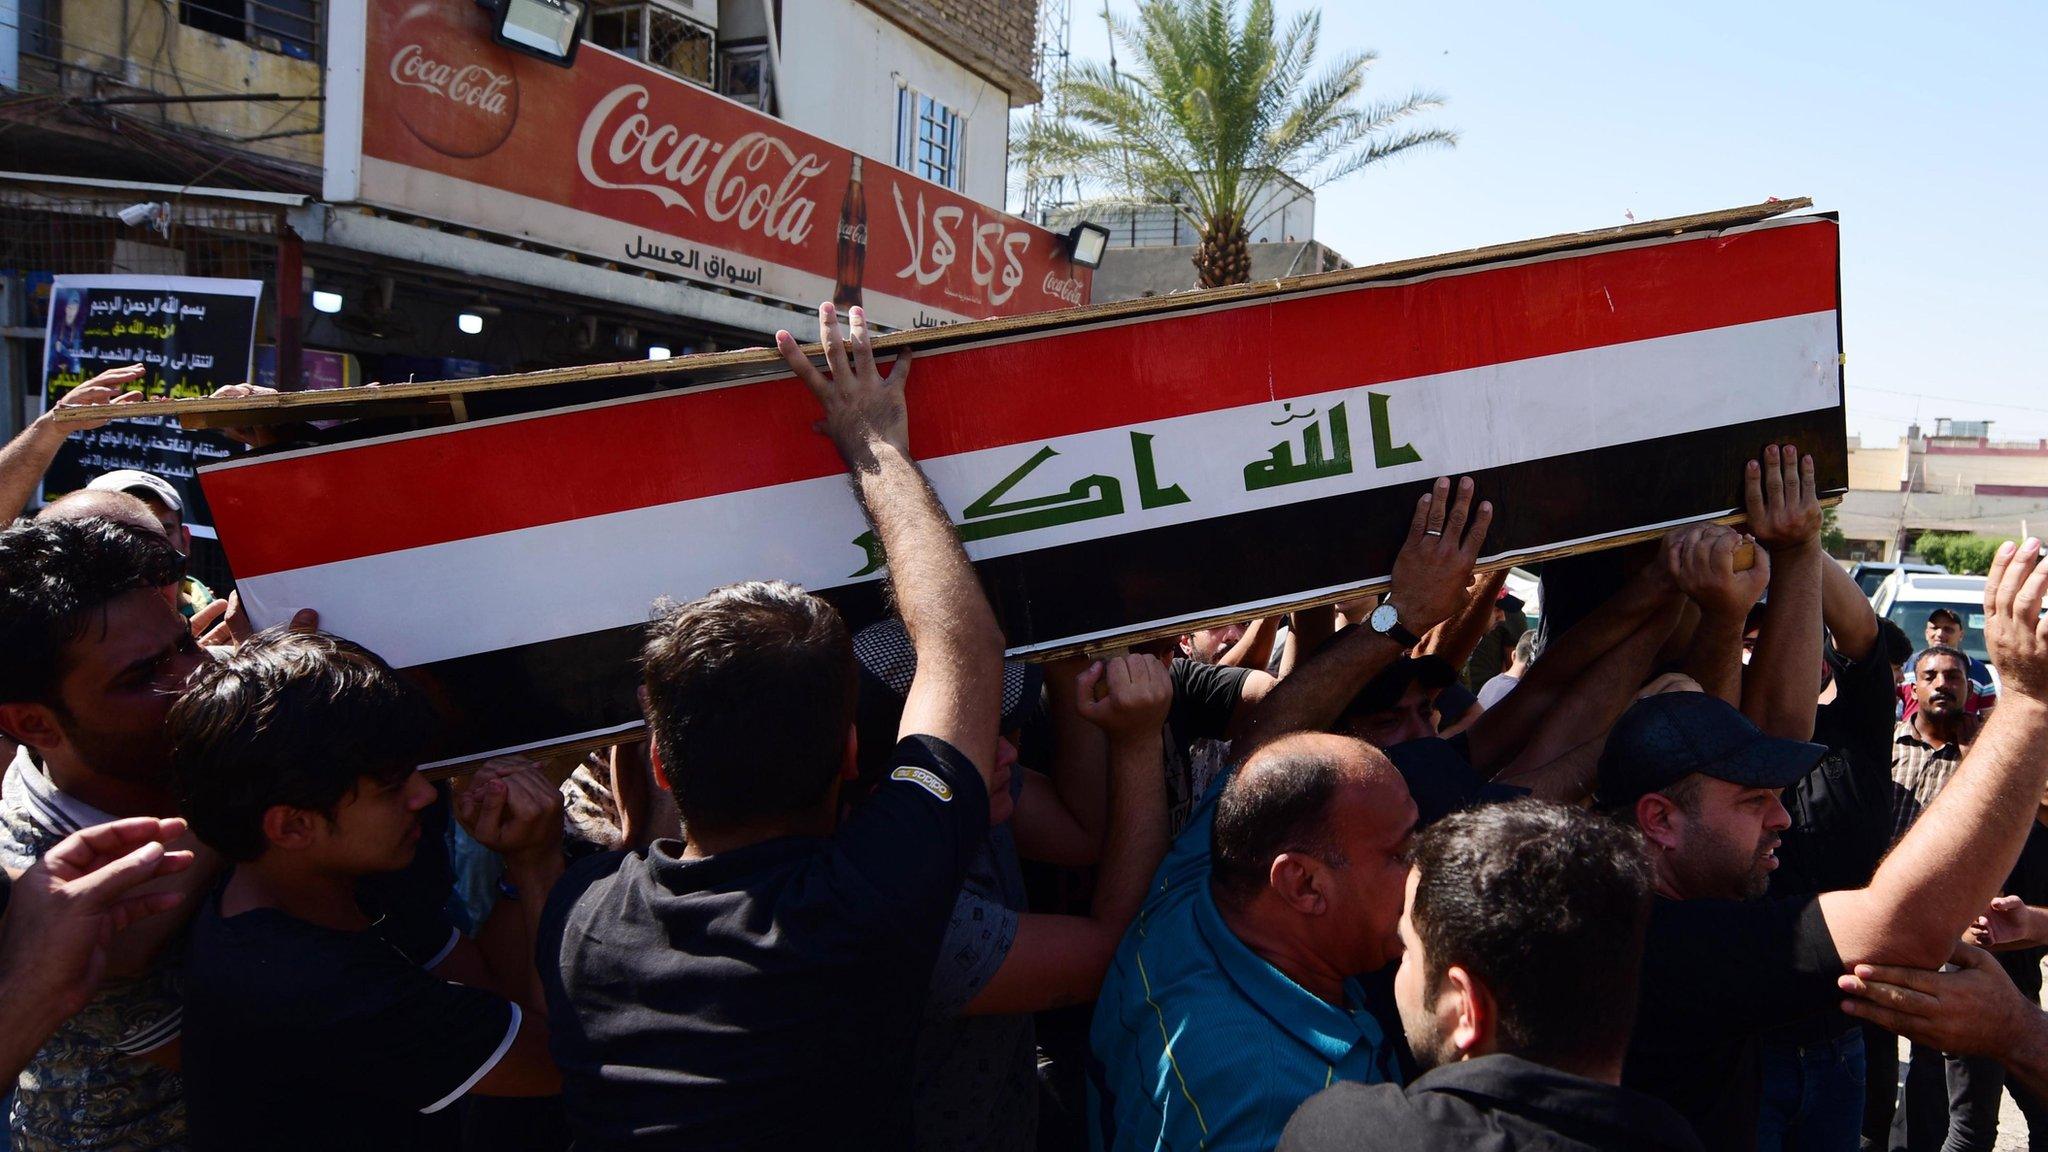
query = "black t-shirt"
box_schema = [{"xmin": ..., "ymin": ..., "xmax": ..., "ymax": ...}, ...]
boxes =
[
  {"xmin": 1280, "ymin": 1053, "xmax": 1704, "ymax": 1152},
  {"xmin": 1625, "ymin": 896, "xmax": 1843, "ymax": 1152},
  {"xmin": 1774, "ymin": 646, "xmax": 1896, "ymax": 897},
  {"xmin": 181, "ymin": 888, "xmax": 519, "ymax": 1151},
  {"xmin": 537, "ymin": 734, "xmax": 989, "ymax": 1151},
  {"xmin": 1997, "ymin": 822, "xmax": 2048, "ymax": 998},
  {"xmin": 1165, "ymin": 658, "xmax": 1251, "ymax": 830}
]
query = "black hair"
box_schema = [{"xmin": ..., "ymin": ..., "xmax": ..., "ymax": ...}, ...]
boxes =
[
  {"xmin": 1915, "ymin": 644, "xmax": 1970, "ymax": 676},
  {"xmin": 1410, "ymin": 800, "xmax": 1652, "ymax": 1070},
  {"xmin": 1877, "ymin": 619, "xmax": 1916, "ymax": 667},
  {"xmin": 170, "ymin": 628, "xmax": 439, "ymax": 861},
  {"xmin": 1210, "ymin": 748, "xmax": 1348, "ymax": 910},
  {"xmin": 639, "ymin": 580, "xmax": 855, "ymax": 830},
  {"xmin": 0, "ymin": 517, "xmax": 185, "ymax": 704}
]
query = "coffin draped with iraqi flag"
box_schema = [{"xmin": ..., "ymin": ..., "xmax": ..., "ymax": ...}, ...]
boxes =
[{"xmin": 199, "ymin": 209, "xmax": 1847, "ymax": 768}]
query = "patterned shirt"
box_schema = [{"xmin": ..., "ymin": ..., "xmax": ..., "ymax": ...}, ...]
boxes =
[
  {"xmin": 913, "ymin": 803, "xmax": 1035, "ymax": 1152},
  {"xmin": 1, "ymin": 748, "xmax": 187, "ymax": 1152},
  {"xmin": 1889, "ymin": 718, "xmax": 1973, "ymax": 845}
]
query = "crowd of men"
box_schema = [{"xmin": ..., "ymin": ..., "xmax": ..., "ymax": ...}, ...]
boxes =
[{"xmin": 2, "ymin": 301, "xmax": 2047, "ymax": 1152}]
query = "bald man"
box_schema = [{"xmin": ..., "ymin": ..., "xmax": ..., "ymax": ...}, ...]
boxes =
[
  {"xmin": 35, "ymin": 489, "xmax": 167, "ymax": 536},
  {"xmin": 1089, "ymin": 478, "xmax": 1496, "ymax": 1152},
  {"xmin": 1088, "ymin": 732, "xmax": 1417, "ymax": 1152}
]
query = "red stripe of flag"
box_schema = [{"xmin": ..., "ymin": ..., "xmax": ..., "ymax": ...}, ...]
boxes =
[{"xmin": 207, "ymin": 219, "xmax": 1837, "ymax": 578}]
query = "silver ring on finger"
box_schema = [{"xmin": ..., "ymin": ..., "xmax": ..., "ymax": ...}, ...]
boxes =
[{"xmin": 1425, "ymin": 529, "xmax": 1445, "ymax": 537}]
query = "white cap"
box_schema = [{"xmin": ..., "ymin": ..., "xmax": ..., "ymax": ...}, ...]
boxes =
[{"xmin": 85, "ymin": 469, "xmax": 182, "ymax": 513}]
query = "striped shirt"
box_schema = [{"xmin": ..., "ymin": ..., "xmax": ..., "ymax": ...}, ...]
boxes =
[
  {"xmin": 1, "ymin": 747, "xmax": 187, "ymax": 1151},
  {"xmin": 1889, "ymin": 718, "xmax": 1974, "ymax": 845}
]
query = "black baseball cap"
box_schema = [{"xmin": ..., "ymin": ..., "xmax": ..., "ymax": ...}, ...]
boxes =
[
  {"xmin": 850, "ymin": 619, "xmax": 1042, "ymax": 786},
  {"xmin": 1926, "ymin": 606, "xmax": 1963, "ymax": 626},
  {"xmin": 1594, "ymin": 691, "xmax": 1825, "ymax": 811},
  {"xmin": 1342, "ymin": 655, "xmax": 1457, "ymax": 720}
]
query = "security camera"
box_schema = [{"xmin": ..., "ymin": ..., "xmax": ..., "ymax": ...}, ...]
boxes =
[{"xmin": 117, "ymin": 202, "xmax": 166, "ymax": 228}]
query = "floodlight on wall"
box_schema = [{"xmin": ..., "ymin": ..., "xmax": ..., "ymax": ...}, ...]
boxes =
[
  {"xmin": 646, "ymin": 345, "xmax": 672, "ymax": 361},
  {"xmin": 492, "ymin": 0, "xmax": 586, "ymax": 66},
  {"xmin": 311, "ymin": 290, "xmax": 344, "ymax": 314},
  {"xmin": 457, "ymin": 311, "xmax": 486, "ymax": 335},
  {"xmin": 1066, "ymin": 221, "xmax": 1111, "ymax": 270}
]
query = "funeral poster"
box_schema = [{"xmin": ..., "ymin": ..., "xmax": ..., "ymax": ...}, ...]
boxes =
[{"xmin": 40, "ymin": 275, "xmax": 265, "ymax": 534}]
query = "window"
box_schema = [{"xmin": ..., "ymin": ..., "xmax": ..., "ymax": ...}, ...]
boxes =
[
  {"xmin": 588, "ymin": 2, "xmax": 714, "ymax": 86},
  {"xmin": 896, "ymin": 87, "xmax": 964, "ymax": 191},
  {"xmin": 177, "ymin": 0, "xmax": 321, "ymax": 60},
  {"xmin": 719, "ymin": 42, "xmax": 773, "ymax": 112}
]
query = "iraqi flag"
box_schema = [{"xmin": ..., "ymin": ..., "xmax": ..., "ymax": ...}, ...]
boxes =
[{"xmin": 203, "ymin": 212, "xmax": 1845, "ymax": 767}]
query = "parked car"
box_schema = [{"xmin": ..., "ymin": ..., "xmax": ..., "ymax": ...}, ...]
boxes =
[
  {"xmin": 1873, "ymin": 571, "xmax": 1996, "ymax": 690},
  {"xmin": 1849, "ymin": 560, "xmax": 1947, "ymax": 598}
]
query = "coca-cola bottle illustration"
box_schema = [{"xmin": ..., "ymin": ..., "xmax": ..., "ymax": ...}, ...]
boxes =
[{"xmin": 833, "ymin": 155, "xmax": 867, "ymax": 311}]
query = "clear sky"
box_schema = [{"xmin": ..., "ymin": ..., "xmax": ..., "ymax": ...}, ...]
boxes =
[{"xmin": 1047, "ymin": 1, "xmax": 2048, "ymax": 447}]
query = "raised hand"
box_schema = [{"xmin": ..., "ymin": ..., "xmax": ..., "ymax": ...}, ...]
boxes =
[
  {"xmin": 1666, "ymin": 523, "xmax": 1770, "ymax": 619},
  {"xmin": 0, "ymin": 817, "xmax": 194, "ymax": 1022},
  {"xmin": 45, "ymin": 365, "xmax": 148, "ymax": 432},
  {"xmin": 452, "ymin": 757, "xmax": 564, "ymax": 867},
  {"xmin": 1744, "ymin": 443, "xmax": 1822, "ymax": 554},
  {"xmin": 1076, "ymin": 655, "xmax": 1174, "ymax": 740},
  {"xmin": 1983, "ymin": 537, "xmax": 2048, "ymax": 701},
  {"xmin": 1387, "ymin": 476, "xmax": 1494, "ymax": 635},
  {"xmin": 774, "ymin": 303, "xmax": 913, "ymax": 461}
]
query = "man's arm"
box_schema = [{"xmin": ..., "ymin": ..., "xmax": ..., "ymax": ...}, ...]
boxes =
[
  {"xmin": 1414, "ymin": 569, "xmax": 1509, "ymax": 670},
  {"xmin": 1819, "ymin": 538, "xmax": 2048, "ymax": 969},
  {"xmin": 1278, "ymin": 605, "xmax": 1335, "ymax": 680},
  {"xmin": 1215, "ymin": 617, "xmax": 1280, "ymax": 671},
  {"xmin": 1010, "ymin": 659, "xmax": 1121, "ymax": 863},
  {"xmin": 963, "ymin": 656, "xmax": 1171, "ymax": 1014},
  {"xmin": 777, "ymin": 304, "xmax": 1002, "ymax": 782},
  {"xmin": 0, "ymin": 817, "xmax": 191, "ymax": 1082},
  {"xmin": 1821, "ymin": 553, "xmax": 1880, "ymax": 662},
  {"xmin": 1234, "ymin": 477, "xmax": 1493, "ymax": 761},
  {"xmin": 1462, "ymin": 533, "xmax": 1687, "ymax": 774},
  {"xmin": 0, "ymin": 366, "xmax": 148, "ymax": 521},
  {"xmin": 1839, "ymin": 943, "xmax": 2048, "ymax": 1099},
  {"xmin": 1743, "ymin": 445, "xmax": 1827, "ymax": 740},
  {"xmin": 1491, "ymin": 605, "xmax": 1681, "ymax": 801}
]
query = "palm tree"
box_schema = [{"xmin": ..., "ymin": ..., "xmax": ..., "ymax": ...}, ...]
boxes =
[{"xmin": 1019, "ymin": 0, "xmax": 1455, "ymax": 288}]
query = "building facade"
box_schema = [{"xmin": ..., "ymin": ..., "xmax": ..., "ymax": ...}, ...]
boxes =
[{"xmin": 1836, "ymin": 419, "xmax": 2048, "ymax": 562}]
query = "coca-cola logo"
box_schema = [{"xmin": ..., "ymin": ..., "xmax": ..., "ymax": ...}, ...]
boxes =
[
  {"xmin": 576, "ymin": 84, "xmax": 828, "ymax": 246},
  {"xmin": 1042, "ymin": 272, "xmax": 1085, "ymax": 306},
  {"xmin": 384, "ymin": 3, "xmax": 519, "ymax": 158}
]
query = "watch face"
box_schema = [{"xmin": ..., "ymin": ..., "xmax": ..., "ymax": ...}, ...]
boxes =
[{"xmin": 1370, "ymin": 603, "xmax": 1398, "ymax": 632}]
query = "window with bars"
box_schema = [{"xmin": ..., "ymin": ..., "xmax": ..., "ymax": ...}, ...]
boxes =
[
  {"xmin": 895, "ymin": 88, "xmax": 964, "ymax": 191},
  {"xmin": 588, "ymin": 3, "xmax": 715, "ymax": 86}
]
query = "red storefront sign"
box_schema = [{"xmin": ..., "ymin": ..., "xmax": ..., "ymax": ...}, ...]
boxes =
[{"xmin": 322, "ymin": 0, "xmax": 1091, "ymax": 330}]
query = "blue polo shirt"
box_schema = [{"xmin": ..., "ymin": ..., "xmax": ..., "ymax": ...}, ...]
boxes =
[{"xmin": 1087, "ymin": 776, "xmax": 1402, "ymax": 1152}]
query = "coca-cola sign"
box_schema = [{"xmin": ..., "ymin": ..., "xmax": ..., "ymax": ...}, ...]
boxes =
[
  {"xmin": 343, "ymin": 0, "xmax": 1089, "ymax": 328},
  {"xmin": 575, "ymin": 85, "xmax": 828, "ymax": 245},
  {"xmin": 383, "ymin": 2, "xmax": 520, "ymax": 158}
]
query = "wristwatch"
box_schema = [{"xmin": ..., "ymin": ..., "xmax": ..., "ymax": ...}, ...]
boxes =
[{"xmin": 1368, "ymin": 602, "xmax": 1420, "ymax": 648}]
